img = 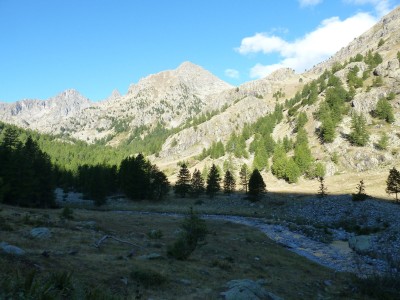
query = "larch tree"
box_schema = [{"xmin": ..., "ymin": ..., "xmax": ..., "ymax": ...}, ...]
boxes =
[
  {"xmin": 239, "ymin": 164, "xmax": 250, "ymax": 193},
  {"xmin": 386, "ymin": 167, "xmax": 400, "ymax": 202},
  {"xmin": 248, "ymin": 169, "xmax": 266, "ymax": 201},
  {"xmin": 174, "ymin": 163, "xmax": 192, "ymax": 198},
  {"xmin": 223, "ymin": 170, "xmax": 235, "ymax": 194},
  {"xmin": 206, "ymin": 164, "xmax": 221, "ymax": 198},
  {"xmin": 190, "ymin": 169, "xmax": 205, "ymax": 198}
]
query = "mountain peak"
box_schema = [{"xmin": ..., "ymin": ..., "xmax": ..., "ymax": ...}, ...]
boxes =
[
  {"xmin": 176, "ymin": 61, "xmax": 204, "ymax": 72},
  {"xmin": 129, "ymin": 62, "xmax": 232, "ymax": 97}
]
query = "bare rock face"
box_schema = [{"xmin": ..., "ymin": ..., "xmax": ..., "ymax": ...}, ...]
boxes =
[{"xmin": 0, "ymin": 89, "xmax": 91, "ymax": 132}]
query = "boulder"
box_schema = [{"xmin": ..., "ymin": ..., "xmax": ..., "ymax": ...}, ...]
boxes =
[
  {"xmin": 30, "ymin": 227, "xmax": 52, "ymax": 239},
  {"xmin": 221, "ymin": 279, "xmax": 282, "ymax": 300},
  {"xmin": 348, "ymin": 235, "xmax": 372, "ymax": 253},
  {"xmin": 0, "ymin": 242, "xmax": 25, "ymax": 256}
]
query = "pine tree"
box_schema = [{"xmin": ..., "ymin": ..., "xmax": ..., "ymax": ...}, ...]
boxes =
[
  {"xmin": 352, "ymin": 179, "xmax": 367, "ymax": 201},
  {"xmin": 119, "ymin": 153, "xmax": 151, "ymax": 200},
  {"xmin": 174, "ymin": 163, "xmax": 191, "ymax": 198},
  {"xmin": 285, "ymin": 158, "xmax": 301, "ymax": 183},
  {"xmin": 349, "ymin": 113, "xmax": 369, "ymax": 146},
  {"xmin": 149, "ymin": 165, "xmax": 170, "ymax": 201},
  {"xmin": 320, "ymin": 117, "xmax": 336, "ymax": 143},
  {"xmin": 248, "ymin": 169, "xmax": 266, "ymax": 201},
  {"xmin": 376, "ymin": 133, "xmax": 389, "ymax": 150},
  {"xmin": 223, "ymin": 170, "xmax": 235, "ymax": 194},
  {"xmin": 386, "ymin": 167, "xmax": 400, "ymax": 202},
  {"xmin": 206, "ymin": 164, "xmax": 221, "ymax": 198},
  {"xmin": 190, "ymin": 169, "xmax": 205, "ymax": 198},
  {"xmin": 318, "ymin": 177, "xmax": 328, "ymax": 198},
  {"xmin": 253, "ymin": 142, "xmax": 269, "ymax": 171},
  {"xmin": 293, "ymin": 140, "xmax": 313, "ymax": 174},
  {"xmin": 271, "ymin": 144, "xmax": 288, "ymax": 180},
  {"xmin": 375, "ymin": 98, "xmax": 395, "ymax": 123},
  {"xmin": 239, "ymin": 164, "xmax": 250, "ymax": 193}
]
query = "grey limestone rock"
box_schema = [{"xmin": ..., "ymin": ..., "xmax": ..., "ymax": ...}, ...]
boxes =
[
  {"xmin": 30, "ymin": 227, "xmax": 52, "ymax": 239},
  {"xmin": 220, "ymin": 279, "xmax": 282, "ymax": 300}
]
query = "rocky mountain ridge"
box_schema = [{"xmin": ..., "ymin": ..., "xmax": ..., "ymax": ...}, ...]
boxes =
[{"xmin": 1, "ymin": 6, "xmax": 400, "ymax": 182}]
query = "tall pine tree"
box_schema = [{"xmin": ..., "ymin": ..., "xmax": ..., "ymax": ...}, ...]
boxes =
[
  {"xmin": 386, "ymin": 167, "xmax": 400, "ymax": 202},
  {"xmin": 223, "ymin": 170, "xmax": 235, "ymax": 194},
  {"xmin": 174, "ymin": 163, "xmax": 191, "ymax": 198},
  {"xmin": 206, "ymin": 164, "xmax": 221, "ymax": 198},
  {"xmin": 248, "ymin": 169, "xmax": 266, "ymax": 201},
  {"xmin": 190, "ymin": 169, "xmax": 205, "ymax": 198},
  {"xmin": 239, "ymin": 164, "xmax": 250, "ymax": 193}
]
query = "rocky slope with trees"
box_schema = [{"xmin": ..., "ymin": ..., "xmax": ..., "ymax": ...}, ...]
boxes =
[{"xmin": 0, "ymin": 7, "xmax": 400, "ymax": 192}]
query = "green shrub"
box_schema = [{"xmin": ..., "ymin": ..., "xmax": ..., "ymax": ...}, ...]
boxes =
[
  {"xmin": 387, "ymin": 92, "xmax": 396, "ymax": 100},
  {"xmin": 376, "ymin": 133, "xmax": 389, "ymax": 150},
  {"xmin": 167, "ymin": 208, "xmax": 208, "ymax": 260},
  {"xmin": 147, "ymin": 229, "xmax": 163, "ymax": 239},
  {"xmin": 60, "ymin": 206, "xmax": 74, "ymax": 220}
]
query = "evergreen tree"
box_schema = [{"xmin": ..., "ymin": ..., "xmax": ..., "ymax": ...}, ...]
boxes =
[
  {"xmin": 174, "ymin": 163, "xmax": 192, "ymax": 198},
  {"xmin": 320, "ymin": 117, "xmax": 336, "ymax": 143},
  {"xmin": 190, "ymin": 169, "xmax": 205, "ymax": 198},
  {"xmin": 348, "ymin": 113, "xmax": 369, "ymax": 146},
  {"xmin": 352, "ymin": 179, "xmax": 368, "ymax": 201},
  {"xmin": 119, "ymin": 153, "xmax": 151, "ymax": 200},
  {"xmin": 282, "ymin": 136, "xmax": 293, "ymax": 152},
  {"xmin": 293, "ymin": 137, "xmax": 313, "ymax": 174},
  {"xmin": 206, "ymin": 164, "xmax": 221, "ymax": 198},
  {"xmin": 386, "ymin": 167, "xmax": 400, "ymax": 202},
  {"xmin": 306, "ymin": 162, "xmax": 326, "ymax": 179},
  {"xmin": 295, "ymin": 112, "xmax": 308, "ymax": 132},
  {"xmin": 248, "ymin": 169, "xmax": 266, "ymax": 201},
  {"xmin": 318, "ymin": 177, "xmax": 328, "ymax": 198},
  {"xmin": 223, "ymin": 170, "xmax": 235, "ymax": 194},
  {"xmin": 285, "ymin": 158, "xmax": 301, "ymax": 183},
  {"xmin": 271, "ymin": 144, "xmax": 288, "ymax": 180},
  {"xmin": 375, "ymin": 98, "xmax": 395, "ymax": 123},
  {"xmin": 347, "ymin": 66, "xmax": 363, "ymax": 88},
  {"xmin": 239, "ymin": 164, "xmax": 250, "ymax": 193},
  {"xmin": 149, "ymin": 165, "xmax": 170, "ymax": 201},
  {"xmin": 253, "ymin": 142, "xmax": 269, "ymax": 171},
  {"xmin": 376, "ymin": 133, "xmax": 389, "ymax": 150},
  {"xmin": 0, "ymin": 135, "xmax": 55, "ymax": 207}
]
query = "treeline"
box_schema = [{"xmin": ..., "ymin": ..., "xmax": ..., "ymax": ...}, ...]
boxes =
[
  {"xmin": 174, "ymin": 163, "xmax": 266, "ymax": 201},
  {"xmin": 0, "ymin": 128, "xmax": 55, "ymax": 207},
  {"xmin": 0, "ymin": 125, "xmax": 170, "ymax": 207}
]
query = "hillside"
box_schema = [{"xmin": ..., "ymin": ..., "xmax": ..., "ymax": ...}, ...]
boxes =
[{"xmin": 0, "ymin": 6, "xmax": 400, "ymax": 195}]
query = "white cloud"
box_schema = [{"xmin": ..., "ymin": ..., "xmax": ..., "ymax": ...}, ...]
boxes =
[
  {"xmin": 236, "ymin": 34, "xmax": 288, "ymax": 55},
  {"xmin": 299, "ymin": 0, "xmax": 323, "ymax": 7},
  {"xmin": 237, "ymin": 12, "xmax": 377, "ymax": 79},
  {"xmin": 344, "ymin": 0, "xmax": 392, "ymax": 17},
  {"xmin": 225, "ymin": 68, "xmax": 240, "ymax": 79}
]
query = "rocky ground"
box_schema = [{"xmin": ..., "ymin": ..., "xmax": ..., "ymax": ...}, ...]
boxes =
[{"xmin": 56, "ymin": 188, "xmax": 400, "ymax": 278}]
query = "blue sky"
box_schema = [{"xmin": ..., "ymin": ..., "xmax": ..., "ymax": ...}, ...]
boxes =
[{"xmin": 0, "ymin": 0, "xmax": 399, "ymax": 102}]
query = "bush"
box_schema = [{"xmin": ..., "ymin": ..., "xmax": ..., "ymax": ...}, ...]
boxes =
[
  {"xmin": 376, "ymin": 133, "xmax": 389, "ymax": 150},
  {"xmin": 167, "ymin": 208, "xmax": 207, "ymax": 260},
  {"xmin": 60, "ymin": 206, "xmax": 74, "ymax": 220},
  {"xmin": 147, "ymin": 229, "xmax": 163, "ymax": 239}
]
